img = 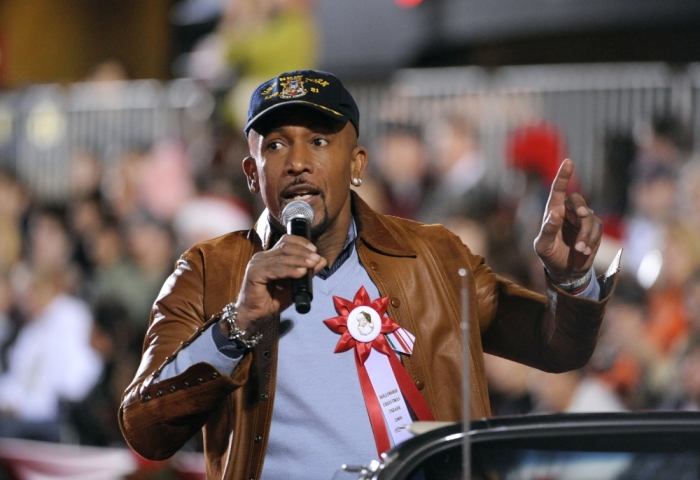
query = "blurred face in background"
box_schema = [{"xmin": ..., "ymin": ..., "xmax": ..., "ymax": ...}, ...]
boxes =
[
  {"xmin": 426, "ymin": 118, "xmax": 479, "ymax": 176},
  {"xmin": 0, "ymin": 171, "xmax": 28, "ymax": 219},
  {"xmin": 658, "ymin": 222, "xmax": 700, "ymax": 288},
  {"xmin": 103, "ymin": 150, "xmax": 148, "ymax": 221},
  {"xmin": 375, "ymin": 132, "xmax": 426, "ymax": 190},
  {"xmin": 631, "ymin": 176, "xmax": 676, "ymax": 221},
  {"xmin": 528, "ymin": 370, "xmax": 580, "ymax": 413},
  {"xmin": 29, "ymin": 211, "xmax": 72, "ymax": 273},
  {"xmin": 17, "ymin": 272, "xmax": 61, "ymax": 320},
  {"xmin": 126, "ymin": 221, "xmax": 174, "ymax": 276},
  {"xmin": 444, "ymin": 216, "xmax": 488, "ymax": 257},
  {"xmin": 69, "ymin": 197, "xmax": 104, "ymax": 240},
  {"xmin": 70, "ymin": 149, "xmax": 102, "ymax": 200},
  {"xmin": 89, "ymin": 225, "xmax": 124, "ymax": 268}
]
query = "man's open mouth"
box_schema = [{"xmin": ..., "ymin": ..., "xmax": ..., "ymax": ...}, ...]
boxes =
[{"xmin": 281, "ymin": 184, "xmax": 321, "ymax": 204}]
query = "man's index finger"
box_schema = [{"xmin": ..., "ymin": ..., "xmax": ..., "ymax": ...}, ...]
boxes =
[{"xmin": 544, "ymin": 159, "xmax": 574, "ymax": 217}]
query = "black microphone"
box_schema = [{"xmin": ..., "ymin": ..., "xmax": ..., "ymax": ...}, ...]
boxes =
[{"xmin": 281, "ymin": 201, "xmax": 315, "ymax": 314}]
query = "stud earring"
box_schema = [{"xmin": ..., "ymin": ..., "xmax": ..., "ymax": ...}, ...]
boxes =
[{"xmin": 351, "ymin": 178, "xmax": 362, "ymax": 187}]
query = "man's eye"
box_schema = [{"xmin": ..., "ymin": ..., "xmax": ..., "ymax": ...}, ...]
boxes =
[
  {"xmin": 267, "ymin": 141, "xmax": 282, "ymax": 150},
  {"xmin": 312, "ymin": 138, "xmax": 328, "ymax": 147}
]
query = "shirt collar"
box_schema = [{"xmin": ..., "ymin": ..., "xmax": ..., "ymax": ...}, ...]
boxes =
[
  {"xmin": 316, "ymin": 218, "xmax": 356, "ymax": 280},
  {"xmin": 253, "ymin": 192, "xmax": 416, "ymax": 258}
]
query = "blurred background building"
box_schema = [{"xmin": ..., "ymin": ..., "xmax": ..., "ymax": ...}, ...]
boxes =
[{"xmin": 1, "ymin": 0, "xmax": 700, "ymax": 477}]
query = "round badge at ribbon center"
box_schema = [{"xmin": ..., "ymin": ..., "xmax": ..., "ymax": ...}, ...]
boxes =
[{"xmin": 346, "ymin": 305, "xmax": 382, "ymax": 343}]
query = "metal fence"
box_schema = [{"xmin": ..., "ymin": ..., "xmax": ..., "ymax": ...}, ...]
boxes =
[
  {"xmin": 1, "ymin": 63, "xmax": 699, "ymax": 203},
  {"xmin": 0, "ymin": 79, "xmax": 215, "ymax": 202},
  {"xmin": 349, "ymin": 62, "xmax": 699, "ymax": 202}
]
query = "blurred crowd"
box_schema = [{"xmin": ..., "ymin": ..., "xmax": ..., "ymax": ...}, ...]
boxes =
[
  {"xmin": 0, "ymin": 139, "xmax": 253, "ymax": 447},
  {"xmin": 1, "ymin": 0, "xmax": 700, "ymax": 457},
  {"xmin": 0, "ymin": 0, "xmax": 320, "ymax": 451}
]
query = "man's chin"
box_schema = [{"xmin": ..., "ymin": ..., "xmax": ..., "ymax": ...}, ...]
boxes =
[
  {"xmin": 310, "ymin": 211, "xmax": 330, "ymax": 241},
  {"xmin": 271, "ymin": 202, "xmax": 329, "ymax": 240}
]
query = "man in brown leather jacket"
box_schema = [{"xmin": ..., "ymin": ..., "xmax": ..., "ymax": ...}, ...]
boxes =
[{"xmin": 119, "ymin": 70, "xmax": 618, "ymax": 480}]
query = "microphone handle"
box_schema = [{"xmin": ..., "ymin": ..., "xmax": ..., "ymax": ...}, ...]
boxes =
[{"xmin": 288, "ymin": 217, "xmax": 313, "ymax": 313}]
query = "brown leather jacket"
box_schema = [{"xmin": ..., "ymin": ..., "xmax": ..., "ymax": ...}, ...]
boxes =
[{"xmin": 119, "ymin": 193, "xmax": 618, "ymax": 480}]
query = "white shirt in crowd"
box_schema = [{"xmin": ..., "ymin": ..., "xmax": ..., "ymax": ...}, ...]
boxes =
[{"xmin": 0, "ymin": 294, "xmax": 102, "ymax": 422}]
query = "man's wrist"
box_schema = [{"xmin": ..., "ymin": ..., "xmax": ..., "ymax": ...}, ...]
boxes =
[
  {"xmin": 546, "ymin": 268, "xmax": 593, "ymax": 294},
  {"xmin": 222, "ymin": 304, "xmax": 263, "ymax": 349}
]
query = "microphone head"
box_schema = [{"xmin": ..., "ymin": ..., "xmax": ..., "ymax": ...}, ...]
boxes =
[{"xmin": 281, "ymin": 201, "xmax": 315, "ymax": 225}]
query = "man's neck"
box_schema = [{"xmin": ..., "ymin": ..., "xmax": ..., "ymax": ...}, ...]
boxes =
[
  {"xmin": 265, "ymin": 200, "xmax": 354, "ymax": 267},
  {"xmin": 314, "ymin": 205, "xmax": 353, "ymax": 267}
]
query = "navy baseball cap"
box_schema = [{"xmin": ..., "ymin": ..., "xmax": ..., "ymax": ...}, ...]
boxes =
[{"xmin": 244, "ymin": 70, "xmax": 360, "ymax": 137}]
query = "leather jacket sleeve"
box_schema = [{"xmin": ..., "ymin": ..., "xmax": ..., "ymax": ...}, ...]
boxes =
[
  {"xmin": 119, "ymin": 247, "xmax": 253, "ymax": 460},
  {"xmin": 472, "ymin": 246, "xmax": 618, "ymax": 373}
]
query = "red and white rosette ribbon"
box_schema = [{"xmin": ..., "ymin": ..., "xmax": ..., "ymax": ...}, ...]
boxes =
[{"xmin": 323, "ymin": 286, "xmax": 434, "ymax": 456}]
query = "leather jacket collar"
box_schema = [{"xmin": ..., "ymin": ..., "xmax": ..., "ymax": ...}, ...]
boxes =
[{"xmin": 254, "ymin": 191, "xmax": 416, "ymax": 258}]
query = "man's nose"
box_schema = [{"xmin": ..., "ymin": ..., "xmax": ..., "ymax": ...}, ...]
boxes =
[{"xmin": 285, "ymin": 143, "xmax": 313, "ymax": 175}]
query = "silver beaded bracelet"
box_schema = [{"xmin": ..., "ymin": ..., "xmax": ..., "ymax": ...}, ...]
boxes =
[
  {"xmin": 222, "ymin": 304, "xmax": 263, "ymax": 349},
  {"xmin": 554, "ymin": 268, "xmax": 593, "ymax": 292}
]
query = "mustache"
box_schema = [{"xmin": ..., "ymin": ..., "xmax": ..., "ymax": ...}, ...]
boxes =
[
  {"xmin": 272, "ymin": 179, "xmax": 325, "ymax": 228},
  {"xmin": 279, "ymin": 178, "xmax": 324, "ymax": 199}
]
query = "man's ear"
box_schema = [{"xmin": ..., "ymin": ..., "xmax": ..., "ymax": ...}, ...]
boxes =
[
  {"xmin": 350, "ymin": 145, "xmax": 368, "ymax": 182},
  {"xmin": 242, "ymin": 156, "xmax": 259, "ymax": 194}
]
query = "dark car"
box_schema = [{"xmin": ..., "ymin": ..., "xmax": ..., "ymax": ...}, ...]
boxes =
[{"xmin": 342, "ymin": 412, "xmax": 700, "ymax": 480}]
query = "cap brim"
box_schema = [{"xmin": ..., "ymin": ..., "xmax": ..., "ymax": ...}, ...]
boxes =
[{"xmin": 244, "ymin": 100, "xmax": 349, "ymax": 136}]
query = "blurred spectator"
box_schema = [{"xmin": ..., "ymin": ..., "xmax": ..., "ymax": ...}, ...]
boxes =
[
  {"xmin": 0, "ymin": 269, "xmax": 102, "ymax": 442},
  {"xmin": 0, "ymin": 169, "xmax": 30, "ymax": 273},
  {"xmin": 69, "ymin": 147, "xmax": 103, "ymax": 201},
  {"xmin": 372, "ymin": 124, "xmax": 429, "ymax": 219},
  {"xmin": 634, "ymin": 115, "xmax": 691, "ymax": 174},
  {"xmin": 84, "ymin": 59, "xmax": 130, "ymax": 83},
  {"xmin": 600, "ymin": 132, "xmax": 637, "ymax": 219},
  {"xmin": 529, "ymin": 368, "xmax": 627, "ymax": 414},
  {"xmin": 645, "ymin": 221, "xmax": 700, "ymax": 355},
  {"xmin": 623, "ymin": 115, "xmax": 691, "ymax": 276},
  {"xmin": 624, "ymin": 164, "xmax": 677, "ymax": 277},
  {"xmin": 17, "ymin": 207, "xmax": 82, "ymax": 294},
  {"xmin": 0, "ymin": 275, "xmax": 21, "ymax": 375},
  {"xmin": 350, "ymin": 175, "xmax": 389, "ymax": 215},
  {"xmin": 685, "ymin": 269, "xmax": 700, "ymax": 337},
  {"xmin": 664, "ymin": 275, "xmax": 700, "ymax": 411},
  {"xmin": 599, "ymin": 223, "xmax": 700, "ymax": 408},
  {"xmin": 138, "ymin": 139, "xmax": 196, "ymax": 223},
  {"xmin": 675, "ymin": 332, "xmax": 700, "ymax": 412},
  {"xmin": 68, "ymin": 193, "xmax": 107, "ymax": 277},
  {"xmin": 678, "ymin": 155, "xmax": 700, "ymax": 232},
  {"xmin": 417, "ymin": 116, "xmax": 497, "ymax": 224},
  {"xmin": 84, "ymin": 219, "xmax": 144, "ymax": 327},
  {"xmin": 70, "ymin": 300, "xmax": 138, "ymax": 446},
  {"xmin": 594, "ymin": 277, "xmax": 648, "ymax": 409},
  {"xmin": 219, "ymin": 0, "xmax": 319, "ymax": 128},
  {"xmin": 660, "ymin": 334, "xmax": 700, "ymax": 411},
  {"xmin": 506, "ymin": 121, "xmax": 569, "ymax": 190},
  {"xmin": 102, "ymin": 147, "xmax": 149, "ymax": 222},
  {"xmin": 484, "ymin": 354, "xmax": 534, "ymax": 416},
  {"xmin": 173, "ymin": 193, "xmax": 252, "ymax": 252},
  {"xmin": 123, "ymin": 217, "xmax": 177, "ymax": 328},
  {"xmin": 443, "ymin": 215, "xmax": 489, "ymax": 258}
]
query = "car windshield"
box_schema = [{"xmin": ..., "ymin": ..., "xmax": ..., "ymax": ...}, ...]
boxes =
[
  {"xmin": 476, "ymin": 449, "xmax": 700, "ymax": 479},
  {"xmin": 404, "ymin": 446, "xmax": 700, "ymax": 480}
]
